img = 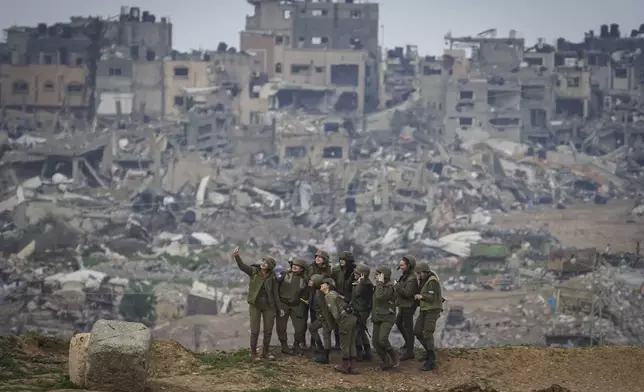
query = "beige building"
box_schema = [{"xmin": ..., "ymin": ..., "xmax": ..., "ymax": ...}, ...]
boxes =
[
  {"xmin": 163, "ymin": 60, "xmax": 210, "ymax": 117},
  {"xmin": 555, "ymin": 66, "xmax": 592, "ymax": 118},
  {"xmin": 0, "ymin": 64, "xmax": 87, "ymax": 110},
  {"xmin": 277, "ymin": 131, "xmax": 350, "ymax": 168}
]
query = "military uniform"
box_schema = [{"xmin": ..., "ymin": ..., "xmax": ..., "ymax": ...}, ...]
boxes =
[
  {"xmin": 351, "ymin": 264, "xmax": 374, "ymax": 361},
  {"xmin": 308, "ymin": 250, "xmax": 332, "ymax": 347},
  {"xmin": 234, "ymin": 253, "xmax": 285, "ymax": 360},
  {"xmin": 308, "ymin": 274, "xmax": 335, "ymax": 364},
  {"xmin": 276, "ymin": 259, "xmax": 309, "ymax": 355},
  {"xmin": 414, "ymin": 262, "xmax": 443, "ymax": 371},
  {"xmin": 323, "ymin": 277, "xmax": 358, "ymax": 374},
  {"xmin": 371, "ymin": 266, "xmax": 399, "ymax": 370},
  {"xmin": 395, "ymin": 255, "xmax": 419, "ymax": 360},
  {"xmin": 331, "ymin": 251, "xmax": 356, "ymax": 349}
]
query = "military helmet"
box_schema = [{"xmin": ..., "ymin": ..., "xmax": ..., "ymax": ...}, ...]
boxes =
[
  {"xmin": 415, "ymin": 262, "xmax": 430, "ymax": 273},
  {"xmin": 291, "ymin": 258, "xmax": 307, "ymax": 268},
  {"xmin": 354, "ymin": 264, "xmax": 370, "ymax": 276},
  {"xmin": 339, "ymin": 251, "xmax": 354, "ymax": 262},
  {"xmin": 315, "ymin": 250, "xmax": 330, "ymax": 263},
  {"xmin": 321, "ymin": 277, "xmax": 336, "ymax": 287},
  {"xmin": 310, "ymin": 274, "xmax": 324, "ymax": 286},
  {"xmin": 375, "ymin": 266, "xmax": 392, "ymax": 279},
  {"xmin": 263, "ymin": 256, "xmax": 277, "ymax": 270}
]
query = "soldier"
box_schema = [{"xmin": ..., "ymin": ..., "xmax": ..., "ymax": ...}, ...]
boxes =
[
  {"xmin": 308, "ymin": 250, "xmax": 332, "ymax": 347},
  {"xmin": 331, "ymin": 251, "xmax": 356, "ymax": 349},
  {"xmin": 394, "ymin": 255, "xmax": 419, "ymax": 361},
  {"xmin": 371, "ymin": 266, "xmax": 400, "ymax": 371},
  {"xmin": 276, "ymin": 259, "xmax": 309, "ymax": 355},
  {"xmin": 320, "ymin": 277, "xmax": 358, "ymax": 374},
  {"xmin": 351, "ymin": 264, "xmax": 374, "ymax": 361},
  {"xmin": 413, "ymin": 262, "xmax": 444, "ymax": 371},
  {"xmin": 233, "ymin": 246, "xmax": 285, "ymax": 361},
  {"xmin": 308, "ymin": 274, "xmax": 335, "ymax": 364}
]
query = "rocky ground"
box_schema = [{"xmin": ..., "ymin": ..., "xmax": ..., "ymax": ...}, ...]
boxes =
[{"xmin": 2, "ymin": 333, "xmax": 644, "ymax": 392}]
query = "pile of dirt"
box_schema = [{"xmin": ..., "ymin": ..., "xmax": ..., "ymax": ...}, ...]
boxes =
[
  {"xmin": 149, "ymin": 339, "xmax": 205, "ymax": 377},
  {"xmin": 2, "ymin": 334, "xmax": 643, "ymax": 392}
]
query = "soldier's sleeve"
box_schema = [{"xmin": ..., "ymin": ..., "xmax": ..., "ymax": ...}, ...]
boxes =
[
  {"xmin": 421, "ymin": 280, "xmax": 440, "ymax": 303},
  {"xmin": 272, "ymin": 276, "xmax": 287, "ymax": 312},
  {"xmin": 325, "ymin": 293, "xmax": 341, "ymax": 321},
  {"xmin": 374, "ymin": 281, "xmax": 392, "ymax": 300},
  {"xmin": 234, "ymin": 254, "xmax": 253, "ymax": 277}
]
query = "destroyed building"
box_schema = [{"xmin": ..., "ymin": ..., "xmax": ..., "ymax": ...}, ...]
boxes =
[
  {"xmin": 3, "ymin": 6, "xmax": 172, "ymax": 66},
  {"xmin": 240, "ymin": 0, "xmax": 381, "ymax": 117},
  {"xmin": 383, "ymin": 45, "xmax": 419, "ymax": 108},
  {"xmin": 443, "ymin": 30, "xmax": 525, "ymax": 142}
]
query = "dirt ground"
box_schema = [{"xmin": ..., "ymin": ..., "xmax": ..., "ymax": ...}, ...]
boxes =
[
  {"xmin": 3, "ymin": 334, "xmax": 644, "ymax": 392},
  {"xmin": 491, "ymin": 200, "xmax": 644, "ymax": 253}
]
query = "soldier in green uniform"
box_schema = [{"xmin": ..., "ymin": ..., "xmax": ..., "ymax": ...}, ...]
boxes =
[
  {"xmin": 308, "ymin": 250, "xmax": 332, "ymax": 347},
  {"xmin": 395, "ymin": 255, "xmax": 419, "ymax": 361},
  {"xmin": 233, "ymin": 246, "xmax": 285, "ymax": 361},
  {"xmin": 371, "ymin": 266, "xmax": 400, "ymax": 371},
  {"xmin": 351, "ymin": 264, "xmax": 374, "ymax": 361},
  {"xmin": 308, "ymin": 274, "xmax": 335, "ymax": 364},
  {"xmin": 331, "ymin": 251, "xmax": 356, "ymax": 350},
  {"xmin": 320, "ymin": 277, "xmax": 358, "ymax": 374},
  {"xmin": 413, "ymin": 262, "xmax": 443, "ymax": 371},
  {"xmin": 276, "ymin": 259, "xmax": 309, "ymax": 355}
]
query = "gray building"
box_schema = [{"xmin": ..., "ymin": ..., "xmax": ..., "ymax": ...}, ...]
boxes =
[
  {"xmin": 246, "ymin": 0, "xmax": 379, "ymax": 58},
  {"xmin": 3, "ymin": 5, "xmax": 171, "ymax": 66}
]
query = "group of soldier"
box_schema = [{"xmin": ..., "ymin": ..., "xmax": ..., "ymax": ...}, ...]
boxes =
[{"xmin": 233, "ymin": 246, "xmax": 444, "ymax": 374}]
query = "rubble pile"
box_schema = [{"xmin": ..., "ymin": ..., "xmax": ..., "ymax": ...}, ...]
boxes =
[{"xmin": 1, "ymin": 110, "xmax": 643, "ymax": 343}]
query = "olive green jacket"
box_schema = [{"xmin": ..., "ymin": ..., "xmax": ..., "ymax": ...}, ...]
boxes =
[
  {"xmin": 234, "ymin": 254, "xmax": 283, "ymax": 311},
  {"xmin": 312, "ymin": 289, "xmax": 336, "ymax": 329},
  {"xmin": 278, "ymin": 270, "xmax": 308, "ymax": 306},
  {"xmin": 308, "ymin": 262, "xmax": 332, "ymax": 279},
  {"xmin": 418, "ymin": 273, "xmax": 443, "ymax": 311},
  {"xmin": 325, "ymin": 290, "xmax": 352, "ymax": 324},
  {"xmin": 395, "ymin": 270, "xmax": 419, "ymax": 309},
  {"xmin": 371, "ymin": 281, "xmax": 396, "ymax": 323},
  {"xmin": 351, "ymin": 278, "xmax": 374, "ymax": 314}
]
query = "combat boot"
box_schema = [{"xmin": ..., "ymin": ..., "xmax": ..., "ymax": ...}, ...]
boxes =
[
  {"xmin": 387, "ymin": 348, "xmax": 400, "ymax": 368},
  {"xmin": 280, "ymin": 340, "xmax": 293, "ymax": 355},
  {"xmin": 261, "ymin": 346, "xmax": 275, "ymax": 360},
  {"xmin": 250, "ymin": 346, "xmax": 260, "ymax": 361},
  {"xmin": 420, "ymin": 350, "xmax": 437, "ymax": 371},
  {"xmin": 400, "ymin": 346, "xmax": 415, "ymax": 361},
  {"xmin": 293, "ymin": 340, "xmax": 305, "ymax": 355},
  {"xmin": 334, "ymin": 358, "xmax": 351, "ymax": 374},
  {"xmin": 355, "ymin": 345, "xmax": 364, "ymax": 361},
  {"xmin": 313, "ymin": 349, "xmax": 330, "ymax": 364},
  {"xmin": 418, "ymin": 350, "xmax": 429, "ymax": 362},
  {"xmin": 362, "ymin": 344, "xmax": 373, "ymax": 361},
  {"xmin": 349, "ymin": 357, "xmax": 360, "ymax": 374},
  {"xmin": 378, "ymin": 353, "xmax": 393, "ymax": 371}
]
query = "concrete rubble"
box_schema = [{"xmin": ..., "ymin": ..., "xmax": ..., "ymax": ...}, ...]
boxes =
[{"xmin": 1, "ymin": 102, "xmax": 643, "ymax": 348}]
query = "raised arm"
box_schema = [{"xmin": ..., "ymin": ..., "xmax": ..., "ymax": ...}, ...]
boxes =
[{"xmin": 233, "ymin": 247, "xmax": 253, "ymax": 277}]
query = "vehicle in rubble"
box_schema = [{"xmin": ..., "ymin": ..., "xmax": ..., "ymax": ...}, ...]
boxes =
[{"xmin": 443, "ymin": 305, "xmax": 472, "ymax": 332}]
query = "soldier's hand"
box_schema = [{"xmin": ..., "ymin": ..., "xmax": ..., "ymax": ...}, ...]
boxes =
[
  {"xmin": 414, "ymin": 294, "xmax": 423, "ymax": 300},
  {"xmin": 279, "ymin": 309, "xmax": 285, "ymax": 317},
  {"xmin": 233, "ymin": 247, "xmax": 239, "ymax": 256}
]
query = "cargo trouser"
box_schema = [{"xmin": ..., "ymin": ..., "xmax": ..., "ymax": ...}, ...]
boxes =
[
  {"xmin": 309, "ymin": 315, "xmax": 332, "ymax": 349},
  {"xmin": 414, "ymin": 309, "xmax": 441, "ymax": 350},
  {"xmin": 338, "ymin": 314, "xmax": 358, "ymax": 359},
  {"xmin": 395, "ymin": 307, "xmax": 415, "ymax": 351},
  {"xmin": 276, "ymin": 302, "xmax": 307, "ymax": 342},
  {"xmin": 355, "ymin": 311, "xmax": 370, "ymax": 347},
  {"xmin": 249, "ymin": 301, "xmax": 276, "ymax": 349},
  {"xmin": 371, "ymin": 319, "xmax": 394, "ymax": 357}
]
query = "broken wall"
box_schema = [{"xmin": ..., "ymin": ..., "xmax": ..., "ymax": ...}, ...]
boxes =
[{"xmin": 132, "ymin": 60, "xmax": 164, "ymax": 117}]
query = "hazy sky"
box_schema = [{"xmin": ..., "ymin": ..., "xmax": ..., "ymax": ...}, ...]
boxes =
[{"xmin": 2, "ymin": 0, "xmax": 643, "ymax": 55}]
